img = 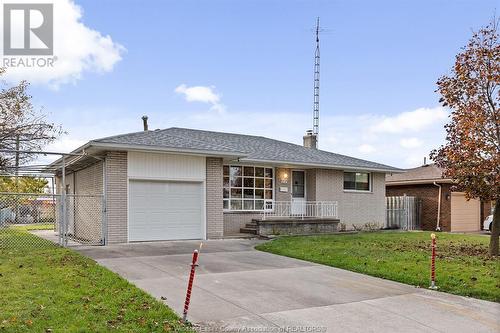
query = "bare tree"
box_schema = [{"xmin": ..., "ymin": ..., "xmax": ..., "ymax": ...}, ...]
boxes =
[{"xmin": 0, "ymin": 69, "xmax": 63, "ymax": 169}]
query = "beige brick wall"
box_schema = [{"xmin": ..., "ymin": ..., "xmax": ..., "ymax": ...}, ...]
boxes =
[
  {"xmin": 105, "ymin": 151, "xmax": 128, "ymax": 244},
  {"xmin": 314, "ymin": 169, "xmax": 386, "ymax": 228},
  {"xmin": 305, "ymin": 169, "xmax": 316, "ymax": 201},
  {"xmin": 275, "ymin": 167, "xmax": 292, "ymax": 202},
  {"xmin": 224, "ymin": 212, "xmax": 262, "ymax": 234},
  {"xmin": 74, "ymin": 161, "xmax": 103, "ymax": 194},
  {"xmin": 73, "ymin": 161, "xmax": 104, "ymax": 242},
  {"xmin": 56, "ymin": 160, "xmax": 103, "ymax": 195},
  {"xmin": 206, "ymin": 157, "xmax": 224, "ymax": 238}
]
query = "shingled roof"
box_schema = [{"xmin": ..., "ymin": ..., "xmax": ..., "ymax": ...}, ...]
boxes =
[
  {"xmin": 90, "ymin": 127, "xmax": 400, "ymax": 172},
  {"xmin": 386, "ymin": 164, "xmax": 449, "ymax": 184}
]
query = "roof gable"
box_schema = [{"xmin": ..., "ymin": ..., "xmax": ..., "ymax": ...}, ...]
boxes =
[{"xmin": 386, "ymin": 164, "xmax": 447, "ymax": 183}]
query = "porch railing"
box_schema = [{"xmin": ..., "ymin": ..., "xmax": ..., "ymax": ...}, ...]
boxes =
[{"xmin": 262, "ymin": 201, "xmax": 338, "ymax": 220}]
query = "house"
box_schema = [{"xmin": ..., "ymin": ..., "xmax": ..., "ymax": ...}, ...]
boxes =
[
  {"xmin": 51, "ymin": 125, "xmax": 401, "ymax": 244},
  {"xmin": 386, "ymin": 163, "xmax": 492, "ymax": 232}
]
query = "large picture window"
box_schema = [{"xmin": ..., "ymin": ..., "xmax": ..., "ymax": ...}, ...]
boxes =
[
  {"xmin": 344, "ymin": 172, "xmax": 370, "ymax": 191},
  {"xmin": 223, "ymin": 165, "xmax": 273, "ymax": 211}
]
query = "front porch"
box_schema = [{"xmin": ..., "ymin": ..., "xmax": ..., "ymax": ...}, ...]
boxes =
[{"xmin": 239, "ymin": 201, "xmax": 340, "ymax": 236}]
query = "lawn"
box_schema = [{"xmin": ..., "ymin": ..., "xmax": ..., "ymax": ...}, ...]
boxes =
[
  {"xmin": 12, "ymin": 223, "xmax": 55, "ymax": 231},
  {"xmin": 256, "ymin": 231, "xmax": 500, "ymax": 302},
  {"xmin": 0, "ymin": 229, "xmax": 193, "ymax": 332}
]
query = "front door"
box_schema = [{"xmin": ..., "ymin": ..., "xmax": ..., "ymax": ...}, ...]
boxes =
[{"xmin": 291, "ymin": 170, "xmax": 305, "ymax": 215}]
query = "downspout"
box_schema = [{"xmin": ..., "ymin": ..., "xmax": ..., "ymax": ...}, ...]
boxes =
[{"xmin": 433, "ymin": 182, "xmax": 442, "ymax": 231}]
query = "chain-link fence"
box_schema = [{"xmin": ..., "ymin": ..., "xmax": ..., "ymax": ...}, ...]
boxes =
[
  {"xmin": 63, "ymin": 194, "xmax": 105, "ymax": 245},
  {"xmin": 0, "ymin": 192, "xmax": 104, "ymax": 250}
]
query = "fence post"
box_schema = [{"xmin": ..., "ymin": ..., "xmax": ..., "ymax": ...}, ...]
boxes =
[
  {"xmin": 429, "ymin": 233, "xmax": 438, "ymax": 290},
  {"xmin": 182, "ymin": 249, "xmax": 199, "ymax": 323},
  {"xmin": 60, "ymin": 156, "xmax": 67, "ymax": 247},
  {"xmin": 101, "ymin": 195, "xmax": 107, "ymax": 245}
]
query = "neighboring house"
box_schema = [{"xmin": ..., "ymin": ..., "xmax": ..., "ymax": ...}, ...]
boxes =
[
  {"xmin": 386, "ymin": 164, "xmax": 491, "ymax": 232},
  {"xmin": 51, "ymin": 126, "xmax": 400, "ymax": 244}
]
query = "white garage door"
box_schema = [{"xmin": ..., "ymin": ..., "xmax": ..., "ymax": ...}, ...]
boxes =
[
  {"xmin": 129, "ymin": 180, "xmax": 204, "ymax": 241},
  {"xmin": 451, "ymin": 192, "xmax": 480, "ymax": 232}
]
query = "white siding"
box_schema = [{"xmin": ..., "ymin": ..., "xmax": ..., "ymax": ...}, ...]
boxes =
[{"xmin": 128, "ymin": 151, "xmax": 206, "ymax": 181}]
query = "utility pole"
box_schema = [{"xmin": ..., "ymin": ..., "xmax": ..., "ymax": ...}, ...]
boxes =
[{"xmin": 14, "ymin": 134, "xmax": 20, "ymax": 224}]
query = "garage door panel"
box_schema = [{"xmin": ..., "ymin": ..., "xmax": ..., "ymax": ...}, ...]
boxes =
[
  {"xmin": 129, "ymin": 180, "xmax": 204, "ymax": 241},
  {"xmin": 451, "ymin": 193, "xmax": 480, "ymax": 232}
]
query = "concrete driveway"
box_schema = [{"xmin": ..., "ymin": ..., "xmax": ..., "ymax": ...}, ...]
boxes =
[{"xmin": 76, "ymin": 239, "xmax": 499, "ymax": 333}]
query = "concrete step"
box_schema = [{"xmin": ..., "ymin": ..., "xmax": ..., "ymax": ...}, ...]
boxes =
[
  {"xmin": 240, "ymin": 227, "xmax": 257, "ymax": 235},
  {"xmin": 223, "ymin": 233, "xmax": 259, "ymax": 239},
  {"xmin": 245, "ymin": 223, "xmax": 257, "ymax": 228}
]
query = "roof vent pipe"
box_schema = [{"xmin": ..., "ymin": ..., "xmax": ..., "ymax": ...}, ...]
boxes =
[{"xmin": 142, "ymin": 115, "xmax": 148, "ymax": 131}]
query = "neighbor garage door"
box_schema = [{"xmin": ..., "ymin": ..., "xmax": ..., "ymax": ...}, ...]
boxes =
[
  {"xmin": 450, "ymin": 192, "xmax": 480, "ymax": 232},
  {"xmin": 129, "ymin": 180, "xmax": 204, "ymax": 241}
]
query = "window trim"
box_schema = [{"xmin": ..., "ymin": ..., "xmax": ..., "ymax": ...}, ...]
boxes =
[
  {"xmin": 343, "ymin": 171, "xmax": 372, "ymax": 193},
  {"xmin": 223, "ymin": 165, "xmax": 275, "ymax": 212}
]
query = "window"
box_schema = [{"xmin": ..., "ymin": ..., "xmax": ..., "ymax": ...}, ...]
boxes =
[
  {"xmin": 223, "ymin": 165, "xmax": 273, "ymax": 211},
  {"xmin": 344, "ymin": 172, "xmax": 370, "ymax": 191}
]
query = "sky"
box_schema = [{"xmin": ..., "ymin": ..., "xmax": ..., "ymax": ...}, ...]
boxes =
[{"xmin": 1, "ymin": 0, "xmax": 498, "ymax": 168}]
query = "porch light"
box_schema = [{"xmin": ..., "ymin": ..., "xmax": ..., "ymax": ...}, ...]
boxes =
[{"xmin": 279, "ymin": 170, "xmax": 289, "ymax": 183}]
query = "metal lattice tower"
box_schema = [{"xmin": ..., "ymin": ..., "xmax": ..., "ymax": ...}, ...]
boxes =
[{"xmin": 312, "ymin": 17, "xmax": 320, "ymax": 137}]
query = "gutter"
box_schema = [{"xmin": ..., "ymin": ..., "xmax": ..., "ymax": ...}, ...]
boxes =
[
  {"xmin": 433, "ymin": 182, "xmax": 442, "ymax": 231},
  {"xmin": 90, "ymin": 141, "xmax": 247, "ymax": 158},
  {"xmin": 48, "ymin": 142, "xmax": 401, "ymax": 174},
  {"xmin": 386, "ymin": 179, "xmax": 453, "ymax": 186},
  {"xmin": 47, "ymin": 141, "xmax": 247, "ymax": 170},
  {"xmin": 239, "ymin": 158, "xmax": 403, "ymax": 173}
]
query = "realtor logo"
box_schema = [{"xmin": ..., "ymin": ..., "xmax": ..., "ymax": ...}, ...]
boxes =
[{"xmin": 3, "ymin": 3, "xmax": 53, "ymax": 55}]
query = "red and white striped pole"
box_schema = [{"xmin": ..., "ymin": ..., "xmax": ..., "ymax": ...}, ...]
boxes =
[
  {"xmin": 182, "ymin": 249, "xmax": 199, "ymax": 322},
  {"xmin": 429, "ymin": 233, "xmax": 438, "ymax": 290}
]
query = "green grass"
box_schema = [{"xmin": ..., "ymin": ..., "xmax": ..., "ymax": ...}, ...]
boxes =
[
  {"xmin": 12, "ymin": 223, "xmax": 55, "ymax": 231},
  {"xmin": 0, "ymin": 229, "xmax": 193, "ymax": 332},
  {"xmin": 256, "ymin": 231, "xmax": 500, "ymax": 302}
]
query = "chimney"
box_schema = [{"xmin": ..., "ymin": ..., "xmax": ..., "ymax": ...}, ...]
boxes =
[
  {"xmin": 303, "ymin": 130, "xmax": 317, "ymax": 149},
  {"xmin": 142, "ymin": 115, "xmax": 148, "ymax": 131}
]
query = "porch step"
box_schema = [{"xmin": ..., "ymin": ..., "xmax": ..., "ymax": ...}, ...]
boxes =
[
  {"xmin": 240, "ymin": 227, "xmax": 257, "ymax": 235},
  {"xmin": 245, "ymin": 223, "xmax": 257, "ymax": 228}
]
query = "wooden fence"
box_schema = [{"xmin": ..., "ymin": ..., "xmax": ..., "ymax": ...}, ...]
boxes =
[{"xmin": 385, "ymin": 195, "xmax": 421, "ymax": 230}]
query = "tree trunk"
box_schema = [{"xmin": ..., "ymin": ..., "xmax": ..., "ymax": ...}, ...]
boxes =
[{"xmin": 489, "ymin": 199, "xmax": 500, "ymax": 256}]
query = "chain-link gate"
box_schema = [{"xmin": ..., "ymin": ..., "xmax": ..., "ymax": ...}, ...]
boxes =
[
  {"xmin": 60, "ymin": 194, "xmax": 105, "ymax": 246},
  {"xmin": 0, "ymin": 192, "xmax": 105, "ymax": 249}
]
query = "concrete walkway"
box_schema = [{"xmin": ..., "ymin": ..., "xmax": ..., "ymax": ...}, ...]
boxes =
[{"xmin": 75, "ymin": 239, "xmax": 500, "ymax": 333}]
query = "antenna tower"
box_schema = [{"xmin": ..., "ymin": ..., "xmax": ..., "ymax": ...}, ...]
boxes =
[{"xmin": 312, "ymin": 17, "xmax": 320, "ymax": 138}]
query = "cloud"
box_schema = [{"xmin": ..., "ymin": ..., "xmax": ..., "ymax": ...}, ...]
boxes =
[
  {"xmin": 1, "ymin": 0, "xmax": 124, "ymax": 88},
  {"xmin": 175, "ymin": 84, "xmax": 226, "ymax": 114},
  {"xmin": 175, "ymin": 84, "xmax": 220, "ymax": 104},
  {"xmin": 358, "ymin": 144, "xmax": 376, "ymax": 153},
  {"xmin": 400, "ymin": 137, "xmax": 423, "ymax": 148},
  {"xmin": 371, "ymin": 107, "xmax": 448, "ymax": 133}
]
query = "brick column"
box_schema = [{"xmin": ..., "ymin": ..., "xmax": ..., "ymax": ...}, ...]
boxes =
[
  {"xmin": 206, "ymin": 157, "xmax": 224, "ymax": 238},
  {"xmin": 105, "ymin": 151, "xmax": 128, "ymax": 243}
]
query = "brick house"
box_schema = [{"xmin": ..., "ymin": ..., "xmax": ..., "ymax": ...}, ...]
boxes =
[
  {"xmin": 51, "ymin": 126, "xmax": 401, "ymax": 244},
  {"xmin": 386, "ymin": 164, "xmax": 491, "ymax": 232}
]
